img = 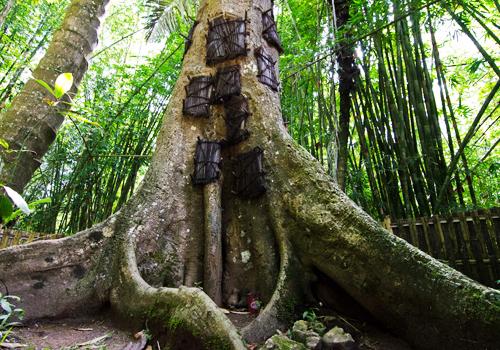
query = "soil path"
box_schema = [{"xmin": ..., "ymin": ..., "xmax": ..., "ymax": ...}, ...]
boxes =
[{"xmin": 8, "ymin": 314, "xmax": 141, "ymax": 349}]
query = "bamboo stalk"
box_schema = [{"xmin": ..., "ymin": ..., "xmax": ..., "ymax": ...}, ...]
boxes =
[{"xmin": 445, "ymin": 4, "xmax": 500, "ymax": 78}]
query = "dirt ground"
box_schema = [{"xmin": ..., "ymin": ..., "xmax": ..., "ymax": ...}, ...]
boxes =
[
  {"xmin": 358, "ymin": 326, "xmax": 413, "ymax": 350},
  {"xmin": 2, "ymin": 309, "xmax": 412, "ymax": 350},
  {"xmin": 6, "ymin": 314, "xmax": 142, "ymax": 350},
  {"xmin": 225, "ymin": 309, "xmax": 257, "ymax": 329}
]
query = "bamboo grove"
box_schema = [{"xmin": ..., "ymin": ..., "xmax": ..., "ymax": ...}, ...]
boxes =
[
  {"xmin": 0, "ymin": 0, "xmax": 498, "ymax": 234},
  {"xmin": 0, "ymin": 0, "xmax": 69, "ymax": 110},
  {"xmin": 280, "ymin": 0, "xmax": 499, "ymax": 220}
]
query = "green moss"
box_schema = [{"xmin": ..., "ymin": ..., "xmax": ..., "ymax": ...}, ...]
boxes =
[
  {"xmin": 168, "ymin": 315, "xmax": 182, "ymax": 330},
  {"xmin": 269, "ymin": 335, "xmax": 307, "ymax": 350},
  {"xmin": 485, "ymin": 291, "xmax": 500, "ymax": 309},
  {"xmin": 204, "ymin": 336, "xmax": 232, "ymax": 350},
  {"xmin": 277, "ymin": 294, "xmax": 299, "ymax": 323}
]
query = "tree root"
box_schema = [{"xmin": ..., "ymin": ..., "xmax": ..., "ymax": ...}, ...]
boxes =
[
  {"xmin": 241, "ymin": 205, "xmax": 307, "ymax": 343},
  {"xmin": 0, "ymin": 220, "xmax": 114, "ymax": 319},
  {"xmin": 0, "ymin": 215, "xmax": 246, "ymax": 349},
  {"xmin": 273, "ymin": 138, "xmax": 500, "ymax": 350},
  {"xmin": 109, "ymin": 231, "xmax": 246, "ymax": 350}
]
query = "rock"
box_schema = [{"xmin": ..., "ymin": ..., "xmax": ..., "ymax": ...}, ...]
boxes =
[
  {"xmin": 263, "ymin": 334, "xmax": 308, "ymax": 350},
  {"xmin": 321, "ymin": 327, "xmax": 356, "ymax": 350},
  {"xmin": 305, "ymin": 331, "xmax": 322, "ymax": 349},
  {"xmin": 291, "ymin": 320, "xmax": 309, "ymax": 343},
  {"xmin": 264, "ymin": 338, "xmax": 275, "ymax": 349}
]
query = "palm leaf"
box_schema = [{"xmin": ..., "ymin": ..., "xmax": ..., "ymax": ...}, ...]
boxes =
[{"xmin": 144, "ymin": 0, "xmax": 198, "ymax": 42}]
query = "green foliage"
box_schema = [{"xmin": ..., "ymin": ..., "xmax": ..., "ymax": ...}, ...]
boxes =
[
  {"xmin": 280, "ymin": 0, "xmax": 499, "ymax": 219},
  {"xmin": 35, "ymin": 72, "xmax": 74, "ymax": 100},
  {"xmin": 0, "ymin": 195, "xmax": 13, "ymax": 222},
  {"xmin": 20, "ymin": 0, "xmax": 185, "ymax": 234},
  {"xmin": 302, "ymin": 309, "xmax": 318, "ymax": 323},
  {"xmin": 53, "ymin": 72, "xmax": 73, "ymax": 99},
  {"xmin": 2, "ymin": 0, "xmax": 497, "ymax": 235},
  {"xmin": 3, "ymin": 197, "xmax": 50, "ymax": 225},
  {"xmin": 0, "ymin": 183, "xmax": 48, "ymax": 224},
  {"xmin": 0, "ymin": 293, "xmax": 24, "ymax": 341},
  {"xmin": 144, "ymin": 0, "xmax": 198, "ymax": 42},
  {"xmin": 0, "ymin": 185, "xmax": 37, "ymax": 224},
  {"xmin": 0, "ymin": 138, "xmax": 8, "ymax": 150},
  {"xmin": 0, "ymin": 0, "xmax": 70, "ymax": 111}
]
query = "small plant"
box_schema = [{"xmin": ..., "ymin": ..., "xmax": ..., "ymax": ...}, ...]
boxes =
[
  {"xmin": 301, "ymin": 308, "xmax": 326, "ymax": 335},
  {"xmin": 35, "ymin": 72, "xmax": 74, "ymax": 102},
  {"xmin": 0, "ymin": 292, "xmax": 24, "ymax": 342},
  {"xmin": 0, "ymin": 184, "xmax": 50, "ymax": 226},
  {"xmin": 302, "ymin": 308, "xmax": 318, "ymax": 322},
  {"xmin": 142, "ymin": 328, "xmax": 153, "ymax": 341},
  {"xmin": 35, "ymin": 72, "xmax": 100, "ymax": 128}
]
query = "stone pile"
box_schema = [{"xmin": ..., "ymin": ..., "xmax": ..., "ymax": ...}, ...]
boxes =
[{"xmin": 261, "ymin": 320, "xmax": 358, "ymax": 350}]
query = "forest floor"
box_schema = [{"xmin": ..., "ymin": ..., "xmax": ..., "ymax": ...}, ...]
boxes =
[
  {"xmin": 5, "ymin": 313, "xmax": 140, "ymax": 349},
  {"xmin": 2, "ymin": 309, "xmax": 413, "ymax": 349}
]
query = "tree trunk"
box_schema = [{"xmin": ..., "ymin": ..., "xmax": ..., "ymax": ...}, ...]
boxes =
[
  {"xmin": 332, "ymin": 0, "xmax": 357, "ymax": 191},
  {"xmin": 0, "ymin": 0, "xmax": 15, "ymax": 29},
  {"xmin": 0, "ymin": 0, "xmax": 499, "ymax": 349},
  {"xmin": 0, "ymin": 0, "xmax": 109, "ymax": 193}
]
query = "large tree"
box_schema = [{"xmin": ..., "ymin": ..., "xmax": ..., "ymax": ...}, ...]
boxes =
[{"xmin": 0, "ymin": 0, "xmax": 499, "ymax": 349}]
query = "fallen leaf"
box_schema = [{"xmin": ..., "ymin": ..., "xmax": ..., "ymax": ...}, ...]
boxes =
[
  {"xmin": 76, "ymin": 333, "xmax": 111, "ymax": 346},
  {"xmin": 0, "ymin": 343, "xmax": 28, "ymax": 349},
  {"xmin": 230, "ymin": 310, "xmax": 250, "ymax": 315}
]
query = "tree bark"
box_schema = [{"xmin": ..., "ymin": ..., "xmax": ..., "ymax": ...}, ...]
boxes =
[
  {"xmin": 0, "ymin": 0, "xmax": 109, "ymax": 193},
  {"xmin": 203, "ymin": 182, "xmax": 223, "ymax": 306},
  {"xmin": 332, "ymin": 0, "xmax": 357, "ymax": 191},
  {"xmin": 0, "ymin": 0, "xmax": 15, "ymax": 29},
  {"xmin": 0, "ymin": 0, "xmax": 499, "ymax": 349}
]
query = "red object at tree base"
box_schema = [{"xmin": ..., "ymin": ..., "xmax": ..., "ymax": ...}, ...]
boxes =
[{"xmin": 246, "ymin": 292, "xmax": 261, "ymax": 315}]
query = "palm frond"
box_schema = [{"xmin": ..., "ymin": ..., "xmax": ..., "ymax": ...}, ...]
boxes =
[{"xmin": 144, "ymin": 0, "xmax": 199, "ymax": 42}]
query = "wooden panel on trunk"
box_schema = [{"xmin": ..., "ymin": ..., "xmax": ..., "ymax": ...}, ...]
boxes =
[
  {"xmin": 212, "ymin": 65, "xmax": 241, "ymax": 104},
  {"xmin": 192, "ymin": 139, "xmax": 222, "ymax": 186},
  {"xmin": 206, "ymin": 16, "xmax": 247, "ymax": 65},
  {"xmin": 183, "ymin": 21, "xmax": 199, "ymax": 57},
  {"xmin": 222, "ymin": 95, "xmax": 250, "ymax": 146},
  {"xmin": 183, "ymin": 76, "xmax": 213, "ymax": 117},
  {"xmin": 255, "ymin": 47, "xmax": 279, "ymax": 91},
  {"xmin": 262, "ymin": 8, "xmax": 283, "ymax": 53},
  {"xmin": 233, "ymin": 147, "xmax": 266, "ymax": 199}
]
